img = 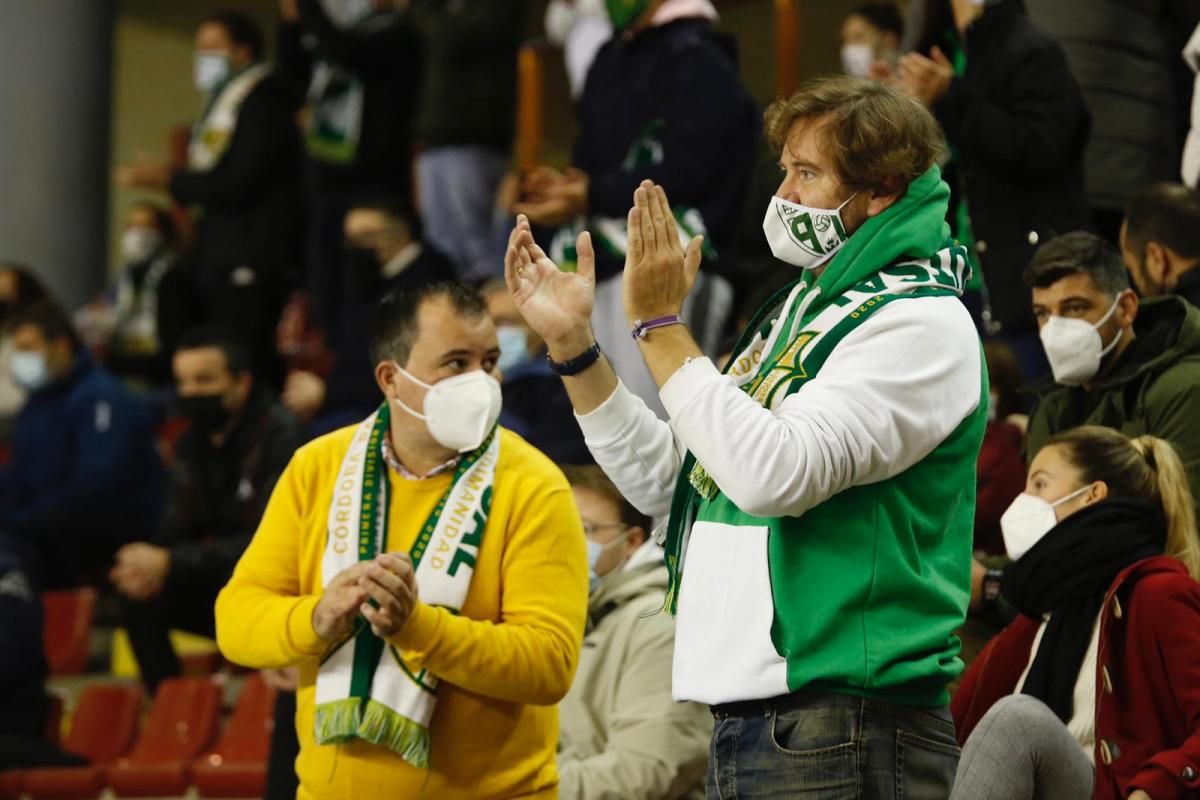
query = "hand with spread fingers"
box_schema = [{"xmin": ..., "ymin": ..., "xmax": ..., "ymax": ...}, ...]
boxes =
[
  {"xmin": 504, "ymin": 213, "xmax": 598, "ymax": 359},
  {"xmin": 357, "ymin": 552, "xmax": 418, "ymax": 639},
  {"xmin": 622, "ymin": 180, "xmax": 704, "ymax": 324}
]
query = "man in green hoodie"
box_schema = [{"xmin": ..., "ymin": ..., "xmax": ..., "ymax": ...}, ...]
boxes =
[{"xmin": 505, "ymin": 75, "xmax": 987, "ymax": 797}]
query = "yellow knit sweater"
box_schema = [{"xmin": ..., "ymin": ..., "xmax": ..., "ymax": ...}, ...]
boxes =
[{"xmin": 215, "ymin": 426, "xmax": 589, "ymax": 799}]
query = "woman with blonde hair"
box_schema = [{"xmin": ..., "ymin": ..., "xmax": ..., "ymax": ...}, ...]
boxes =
[{"xmin": 952, "ymin": 425, "xmax": 1200, "ymax": 800}]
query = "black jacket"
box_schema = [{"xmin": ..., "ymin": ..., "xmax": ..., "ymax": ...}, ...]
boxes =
[
  {"xmin": 410, "ymin": 0, "xmax": 525, "ymax": 151},
  {"xmin": 932, "ymin": 0, "xmax": 1091, "ymax": 335},
  {"xmin": 169, "ymin": 69, "xmax": 305, "ymax": 294},
  {"xmin": 0, "ymin": 537, "xmax": 47, "ymax": 740},
  {"xmin": 155, "ymin": 387, "xmax": 302, "ymax": 589},
  {"xmin": 277, "ymin": 0, "xmax": 421, "ymax": 196},
  {"xmin": 575, "ymin": 19, "xmax": 759, "ymax": 282},
  {"xmin": 107, "ymin": 253, "xmax": 196, "ymax": 387}
]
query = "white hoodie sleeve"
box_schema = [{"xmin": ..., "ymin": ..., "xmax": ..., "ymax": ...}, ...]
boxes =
[
  {"xmin": 576, "ymin": 295, "xmax": 983, "ymax": 520},
  {"xmin": 1183, "ymin": 22, "xmax": 1200, "ymax": 188}
]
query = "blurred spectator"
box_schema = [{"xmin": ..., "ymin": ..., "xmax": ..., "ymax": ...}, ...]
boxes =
[
  {"xmin": 117, "ymin": 10, "xmax": 304, "ymax": 387},
  {"xmin": 557, "ymin": 465, "xmax": 710, "ymax": 800},
  {"xmin": 277, "ymin": 0, "xmax": 422, "ymax": 342},
  {"xmin": 516, "ymin": 0, "xmax": 758, "ymax": 418},
  {"xmin": 111, "ymin": 327, "xmax": 302, "ymax": 693},
  {"xmin": 544, "ymin": 0, "xmax": 612, "ymax": 99},
  {"xmin": 0, "ymin": 302, "xmax": 165, "ymax": 588},
  {"xmin": 0, "ymin": 535, "xmax": 87, "ymax": 770},
  {"xmin": 952, "ymin": 427, "xmax": 1200, "ymax": 800},
  {"xmin": 411, "ymin": 0, "xmax": 525, "ymax": 282},
  {"xmin": 0, "ymin": 264, "xmax": 50, "ymax": 437},
  {"xmin": 1120, "ymin": 183, "xmax": 1200, "ymax": 307},
  {"xmin": 840, "ymin": 2, "xmax": 902, "ymax": 78},
  {"xmin": 75, "ymin": 202, "xmax": 193, "ymax": 390},
  {"xmin": 281, "ymin": 195, "xmax": 455, "ymax": 434},
  {"xmin": 482, "ymin": 279, "xmax": 592, "ymax": 465},
  {"xmin": 899, "ymin": 0, "xmax": 1090, "ymax": 382},
  {"xmin": 974, "ymin": 340, "xmax": 1026, "ymax": 557},
  {"xmin": 1024, "ymin": 232, "xmax": 1200, "ymax": 511},
  {"xmin": 1026, "ymin": 0, "xmax": 1200, "ymax": 242}
]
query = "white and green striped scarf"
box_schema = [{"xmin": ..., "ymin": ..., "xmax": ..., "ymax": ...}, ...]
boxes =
[{"xmin": 314, "ymin": 405, "xmax": 499, "ymax": 767}]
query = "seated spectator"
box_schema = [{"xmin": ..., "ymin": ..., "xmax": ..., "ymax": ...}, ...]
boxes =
[
  {"xmin": 483, "ymin": 279, "xmax": 592, "ymax": 465},
  {"xmin": 1120, "ymin": 183, "xmax": 1200, "ymax": 306},
  {"xmin": 558, "ymin": 465, "xmax": 710, "ymax": 800},
  {"xmin": 0, "ymin": 534, "xmax": 87, "ymax": 771},
  {"xmin": 75, "ymin": 202, "xmax": 194, "ymax": 390},
  {"xmin": 110, "ymin": 327, "xmax": 302, "ymax": 692},
  {"xmin": 0, "ymin": 302, "xmax": 165, "ymax": 587},
  {"xmin": 840, "ymin": 2, "xmax": 902, "ymax": 78},
  {"xmin": 975, "ymin": 340, "xmax": 1026, "ymax": 557},
  {"xmin": 0, "ymin": 264, "xmax": 50, "ymax": 438},
  {"xmin": 281, "ymin": 196, "xmax": 455, "ymax": 436},
  {"xmin": 1024, "ymin": 232, "xmax": 1200, "ymax": 508},
  {"xmin": 951, "ymin": 426, "xmax": 1200, "ymax": 800}
]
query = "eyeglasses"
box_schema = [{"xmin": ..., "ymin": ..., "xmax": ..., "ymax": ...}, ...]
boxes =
[{"xmin": 581, "ymin": 520, "xmax": 628, "ymax": 539}]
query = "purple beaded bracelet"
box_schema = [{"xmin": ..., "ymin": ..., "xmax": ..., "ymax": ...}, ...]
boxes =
[{"xmin": 630, "ymin": 315, "xmax": 684, "ymax": 340}]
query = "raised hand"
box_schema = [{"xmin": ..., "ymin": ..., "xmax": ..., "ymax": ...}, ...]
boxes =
[
  {"xmin": 622, "ymin": 180, "xmax": 704, "ymax": 324},
  {"xmin": 505, "ymin": 214, "xmax": 597, "ymax": 359}
]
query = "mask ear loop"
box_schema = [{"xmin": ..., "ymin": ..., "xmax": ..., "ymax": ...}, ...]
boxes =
[
  {"xmin": 1095, "ymin": 294, "xmax": 1126, "ymax": 358},
  {"xmin": 390, "ymin": 362, "xmax": 431, "ymax": 420}
]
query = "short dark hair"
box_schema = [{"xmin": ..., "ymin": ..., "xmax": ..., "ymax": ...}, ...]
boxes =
[
  {"xmin": 561, "ymin": 464, "xmax": 654, "ymax": 537},
  {"xmin": 0, "ymin": 263, "xmax": 50, "ymax": 309},
  {"xmin": 6, "ymin": 301, "xmax": 82, "ymax": 350},
  {"xmin": 370, "ymin": 282, "xmax": 488, "ymax": 367},
  {"xmin": 175, "ymin": 325, "xmax": 253, "ymax": 376},
  {"xmin": 202, "ymin": 10, "xmax": 264, "ymax": 60},
  {"xmin": 1124, "ymin": 183, "xmax": 1200, "ymax": 262},
  {"xmin": 1023, "ymin": 231, "xmax": 1131, "ymax": 296},
  {"xmin": 849, "ymin": 3, "xmax": 904, "ymax": 38},
  {"xmin": 348, "ymin": 192, "xmax": 419, "ymax": 241}
]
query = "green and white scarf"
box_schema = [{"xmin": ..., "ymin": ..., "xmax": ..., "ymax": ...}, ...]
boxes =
[
  {"xmin": 188, "ymin": 64, "xmax": 271, "ymax": 172},
  {"xmin": 314, "ymin": 405, "xmax": 499, "ymax": 767}
]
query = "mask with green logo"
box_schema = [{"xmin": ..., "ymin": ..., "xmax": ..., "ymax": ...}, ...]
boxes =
[
  {"xmin": 605, "ymin": 0, "xmax": 652, "ymax": 29},
  {"xmin": 762, "ymin": 193, "xmax": 857, "ymax": 270}
]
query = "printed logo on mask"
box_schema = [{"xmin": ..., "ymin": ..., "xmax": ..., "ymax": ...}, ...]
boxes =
[{"xmin": 779, "ymin": 206, "xmax": 847, "ymax": 259}]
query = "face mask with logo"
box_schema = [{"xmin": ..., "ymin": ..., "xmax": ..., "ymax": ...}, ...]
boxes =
[
  {"xmin": 841, "ymin": 43, "xmax": 874, "ymax": 78},
  {"xmin": 392, "ymin": 366, "xmax": 502, "ymax": 453},
  {"xmin": 10, "ymin": 351, "xmax": 50, "ymax": 392},
  {"xmin": 1000, "ymin": 484, "xmax": 1093, "ymax": 561},
  {"xmin": 605, "ymin": 0, "xmax": 651, "ymax": 28},
  {"xmin": 121, "ymin": 227, "xmax": 163, "ymax": 264},
  {"xmin": 496, "ymin": 326, "xmax": 530, "ymax": 375},
  {"xmin": 178, "ymin": 393, "xmax": 232, "ymax": 435},
  {"xmin": 586, "ymin": 528, "xmax": 633, "ymax": 593},
  {"xmin": 1040, "ymin": 296, "xmax": 1124, "ymax": 386},
  {"xmin": 762, "ymin": 193, "xmax": 857, "ymax": 270},
  {"xmin": 194, "ymin": 51, "xmax": 231, "ymax": 92}
]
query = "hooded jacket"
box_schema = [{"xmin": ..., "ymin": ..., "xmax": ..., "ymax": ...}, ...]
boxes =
[{"xmin": 558, "ymin": 551, "xmax": 711, "ymax": 800}]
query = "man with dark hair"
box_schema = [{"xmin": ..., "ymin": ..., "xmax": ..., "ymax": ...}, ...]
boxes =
[
  {"xmin": 0, "ymin": 302, "xmax": 165, "ymax": 586},
  {"xmin": 840, "ymin": 2, "xmax": 903, "ymax": 78},
  {"xmin": 508, "ymin": 74, "xmax": 986, "ymax": 794},
  {"xmin": 117, "ymin": 9, "xmax": 303, "ymax": 387},
  {"xmin": 1120, "ymin": 183, "xmax": 1200, "ymax": 305},
  {"xmin": 281, "ymin": 196, "xmax": 455, "ymax": 434},
  {"xmin": 110, "ymin": 326, "xmax": 302, "ymax": 692},
  {"xmin": 1024, "ymin": 231, "xmax": 1200, "ymax": 505},
  {"xmin": 216, "ymin": 282, "xmax": 588, "ymax": 798}
]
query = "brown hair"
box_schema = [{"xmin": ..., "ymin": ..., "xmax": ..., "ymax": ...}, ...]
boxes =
[
  {"xmin": 561, "ymin": 465, "xmax": 652, "ymax": 537},
  {"xmin": 1048, "ymin": 426, "xmax": 1200, "ymax": 580},
  {"xmin": 763, "ymin": 75, "xmax": 946, "ymax": 196}
]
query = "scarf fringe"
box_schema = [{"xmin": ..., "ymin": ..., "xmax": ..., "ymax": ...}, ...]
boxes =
[
  {"xmin": 359, "ymin": 699, "xmax": 431, "ymax": 768},
  {"xmin": 313, "ymin": 697, "xmax": 363, "ymax": 745}
]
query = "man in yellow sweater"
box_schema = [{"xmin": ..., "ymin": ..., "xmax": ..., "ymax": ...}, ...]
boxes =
[{"xmin": 215, "ymin": 281, "xmax": 589, "ymax": 799}]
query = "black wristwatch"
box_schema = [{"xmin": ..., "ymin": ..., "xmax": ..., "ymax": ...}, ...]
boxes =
[
  {"xmin": 547, "ymin": 342, "xmax": 602, "ymax": 377},
  {"xmin": 981, "ymin": 568, "xmax": 1006, "ymax": 612}
]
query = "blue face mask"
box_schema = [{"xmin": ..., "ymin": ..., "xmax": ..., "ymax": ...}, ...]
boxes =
[
  {"xmin": 10, "ymin": 351, "xmax": 50, "ymax": 392},
  {"xmin": 496, "ymin": 325, "xmax": 530, "ymax": 375},
  {"xmin": 586, "ymin": 528, "xmax": 633, "ymax": 594}
]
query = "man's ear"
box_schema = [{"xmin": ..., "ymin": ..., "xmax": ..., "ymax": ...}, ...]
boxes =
[
  {"xmin": 865, "ymin": 177, "xmax": 903, "ymax": 218},
  {"xmin": 1145, "ymin": 241, "xmax": 1169, "ymax": 287},
  {"xmin": 374, "ymin": 360, "xmax": 398, "ymax": 398},
  {"xmin": 1116, "ymin": 288, "xmax": 1139, "ymax": 329}
]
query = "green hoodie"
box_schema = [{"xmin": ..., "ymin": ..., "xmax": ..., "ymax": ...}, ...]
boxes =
[{"xmin": 664, "ymin": 166, "xmax": 989, "ymax": 708}]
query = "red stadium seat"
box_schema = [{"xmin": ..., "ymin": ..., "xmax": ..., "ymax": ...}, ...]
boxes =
[
  {"xmin": 105, "ymin": 677, "xmax": 222, "ymax": 797},
  {"xmin": 192, "ymin": 674, "xmax": 278, "ymax": 798},
  {"xmin": 0, "ymin": 770, "xmax": 23, "ymax": 800},
  {"xmin": 23, "ymin": 683, "xmax": 142, "ymax": 800},
  {"xmin": 42, "ymin": 589, "xmax": 96, "ymax": 676}
]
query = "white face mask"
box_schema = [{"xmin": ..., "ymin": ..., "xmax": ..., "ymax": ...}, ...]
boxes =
[
  {"xmin": 194, "ymin": 51, "xmax": 231, "ymax": 92},
  {"xmin": 10, "ymin": 351, "xmax": 50, "ymax": 392},
  {"xmin": 391, "ymin": 365, "xmax": 502, "ymax": 453},
  {"xmin": 762, "ymin": 193, "xmax": 857, "ymax": 270},
  {"xmin": 841, "ymin": 43, "xmax": 874, "ymax": 78},
  {"xmin": 121, "ymin": 227, "xmax": 163, "ymax": 264},
  {"xmin": 586, "ymin": 528, "xmax": 633, "ymax": 592},
  {"xmin": 1039, "ymin": 296, "xmax": 1124, "ymax": 386},
  {"xmin": 495, "ymin": 325, "xmax": 530, "ymax": 375},
  {"xmin": 1000, "ymin": 484, "xmax": 1093, "ymax": 561}
]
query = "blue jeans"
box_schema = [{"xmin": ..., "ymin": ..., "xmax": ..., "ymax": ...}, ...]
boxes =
[
  {"xmin": 415, "ymin": 145, "xmax": 508, "ymax": 283},
  {"xmin": 707, "ymin": 691, "xmax": 960, "ymax": 799}
]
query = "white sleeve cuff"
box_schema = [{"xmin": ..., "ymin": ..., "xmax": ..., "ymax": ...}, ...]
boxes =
[{"xmin": 660, "ymin": 357, "xmax": 724, "ymax": 420}]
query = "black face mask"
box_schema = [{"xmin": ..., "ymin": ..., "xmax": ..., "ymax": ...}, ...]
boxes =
[
  {"xmin": 178, "ymin": 393, "xmax": 232, "ymax": 434},
  {"xmin": 344, "ymin": 245, "xmax": 382, "ymax": 288}
]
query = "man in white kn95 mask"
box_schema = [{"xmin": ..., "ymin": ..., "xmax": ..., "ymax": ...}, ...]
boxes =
[{"xmin": 215, "ymin": 281, "xmax": 589, "ymax": 800}]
